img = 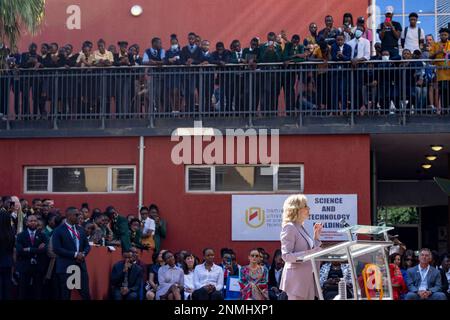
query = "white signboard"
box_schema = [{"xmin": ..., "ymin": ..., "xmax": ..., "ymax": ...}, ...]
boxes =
[{"xmin": 232, "ymin": 194, "xmax": 358, "ymax": 241}]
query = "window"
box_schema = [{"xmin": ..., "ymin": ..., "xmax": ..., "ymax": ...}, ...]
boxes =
[
  {"xmin": 26, "ymin": 169, "xmax": 49, "ymax": 192},
  {"xmin": 373, "ymin": 0, "xmax": 450, "ymax": 39},
  {"xmin": 215, "ymin": 166, "xmax": 273, "ymax": 192},
  {"xmin": 112, "ymin": 168, "xmax": 135, "ymax": 192},
  {"xmin": 187, "ymin": 167, "xmax": 211, "ymax": 191},
  {"xmin": 186, "ymin": 165, "xmax": 304, "ymax": 193},
  {"xmin": 24, "ymin": 166, "xmax": 136, "ymax": 193}
]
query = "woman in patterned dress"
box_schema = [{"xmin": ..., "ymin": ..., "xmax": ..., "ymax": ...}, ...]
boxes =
[{"xmin": 238, "ymin": 249, "xmax": 269, "ymax": 300}]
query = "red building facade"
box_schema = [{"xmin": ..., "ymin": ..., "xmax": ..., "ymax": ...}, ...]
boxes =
[{"xmin": 0, "ymin": 135, "xmax": 370, "ymax": 261}]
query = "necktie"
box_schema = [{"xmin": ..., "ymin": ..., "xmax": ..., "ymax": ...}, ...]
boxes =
[
  {"xmin": 353, "ymin": 40, "xmax": 359, "ymax": 58},
  {"xmin": 30, "ymin": 231, "xmax": 35, "ymax": 245}
]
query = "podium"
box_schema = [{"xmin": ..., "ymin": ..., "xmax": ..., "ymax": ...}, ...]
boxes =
[{"xmin": 298, "ymin": 225, "xmax": 395, "ymax": 300}]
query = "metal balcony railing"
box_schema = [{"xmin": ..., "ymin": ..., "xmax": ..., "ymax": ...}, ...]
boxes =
[{"xmin": 0, "ymin": 60, "xmax": 449, "ymax": 127}]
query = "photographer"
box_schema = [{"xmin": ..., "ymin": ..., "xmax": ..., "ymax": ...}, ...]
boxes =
[
  {"xmin": 220, "ymin": 248, "xmax": 239, "ymax": 294},
  {"xmin": 377, "ymin": 6, "xmax": 402, "ymax": 59}
]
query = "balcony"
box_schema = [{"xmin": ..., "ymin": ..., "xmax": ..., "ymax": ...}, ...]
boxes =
[{"xmin": 0, "ymin": 60, "xmax": 449, "ymax": 137}]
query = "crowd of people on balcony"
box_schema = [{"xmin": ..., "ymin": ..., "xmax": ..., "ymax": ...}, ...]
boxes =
[
  {"xmin": 0, "ymin": 7, "xmax": 449, "ymax": 119},
  {"xmin": 0, "ymin": 195, "xmax": 449, "ymax": 300}
]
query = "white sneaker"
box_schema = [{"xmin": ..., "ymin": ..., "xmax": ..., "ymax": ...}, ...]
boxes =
[{"xmin": 389, "ymin": 101, "xmax": 396, "ymax": 114}]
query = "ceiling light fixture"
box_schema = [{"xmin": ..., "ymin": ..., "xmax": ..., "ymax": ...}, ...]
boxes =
[
  {"xmin": 425, "ymin": 155, "xmax": 437, "ymax": 161},
  {"xmin": 431, "ymin": 145, "xmax": 443, "ymax": 152},
  {"xmin": 421, "ymin": 164, "xmax": 432, "ymax": 170},
  {"xmin": 131, "ymin": 5, "xmax": 143, "ymax": 17}
]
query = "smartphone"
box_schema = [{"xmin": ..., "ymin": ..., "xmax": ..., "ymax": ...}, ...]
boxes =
[{"xmin": 385, "ymin": 17, "xmax": 391, "ymax": 23}]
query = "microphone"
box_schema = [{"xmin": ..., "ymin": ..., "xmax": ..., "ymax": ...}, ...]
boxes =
[{"xmin": 340, "ymin": 218, "xmax": 350, "ymax": 228}]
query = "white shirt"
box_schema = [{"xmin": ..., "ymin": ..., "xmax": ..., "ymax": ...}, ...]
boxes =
[
  {"xmin": 28, "ymin": 228, "xmax": 36, "ymax": 241},
  {"xmin": 193, "ymin": 263, "xmax": 224, "ymax": 291},
  {"xmin": 143, "ymin": 217, "xmax": 155, "ymax": 236},
  {"xmin": 418, "ymin": 265, "xmax": 430, "ymax": 291},
  {"xmin": 275, "ymin": 268, "xmax": 282, "ymax": 286},
  {"xmin": 348, "ymin": 37, "xmax": 371, "ymax": 60},
  {"xmin": 65, "ymin": 222, "xmax": 80, "ymax": 255},
  {"xmin": 184, "ymin": 271, "xmax": 194, "ymax": 299},
  {"xmin": 401, "ymin": 26, "xmax": 425, "ymax": 52}
]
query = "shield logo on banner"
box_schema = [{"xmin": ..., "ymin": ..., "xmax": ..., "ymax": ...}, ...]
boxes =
[{"xmin": 245, "ymin": 207, "xmax": 265, "ymax": 228}]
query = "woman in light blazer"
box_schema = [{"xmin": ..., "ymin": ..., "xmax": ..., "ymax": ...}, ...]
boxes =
[{"xmin": 279, "ymin": 194, "xmax": 323, "ymax": 300}]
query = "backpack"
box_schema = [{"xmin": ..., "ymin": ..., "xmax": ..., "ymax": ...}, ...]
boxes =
[{"xmin": 401, "ymin": 27, "xmax": 422, "ymax": 49}]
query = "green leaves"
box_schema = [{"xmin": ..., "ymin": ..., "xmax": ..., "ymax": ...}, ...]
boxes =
[{"xmin": 0, "ymin": 0, "xmax": 45, "ymax": 50}]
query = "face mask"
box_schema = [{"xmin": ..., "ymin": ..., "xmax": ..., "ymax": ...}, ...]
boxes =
[
  {"xmin": 355, "ymin": 30, "xmax": 363, "ymax": 39},
  {"xmin": 382, "ymin": 55, "xmax": 390, "ymax": 61},
  {"xmin": 171, "ymin": 44, "xmax": 178, "ymax": 50}
]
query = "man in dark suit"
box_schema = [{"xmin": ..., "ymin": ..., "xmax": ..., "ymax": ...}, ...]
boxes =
[
  {"xmin": 15, "ymin": 215, "xmax": 48, "ymax": 299},
  {"xmin": 198, "ymin": 40, "xmax": 215, "ymax": 112},
  {"xmin": 211, "ymin": 42, "xmax": 231, "ymax": 113},
  {"xmin": 439, "ymin": 254, "xmax": 449, "ymax": 299},
  {"xmin": 331, "ymin": 34, "xmax": 352, "ymax": 112},
  {"xmin": 405, "ymin": 248, "xmax": 447, "ymax": 300},
  {"xmin": 111, "ymin": 251, "xmax": 143, "ymax": 300},
  {"xmin": 52, "ymin": 207, "xmax": 91, "ymax": 300},
  {"xmin": 180, "ymin": 32, "xmax": 203, "ymax": 113},
  {"xmin": 258, "ymin": 32, "xmax": 283, "ymax": 115},
  {"xmin": 268, "ymin": 249, "xmax": 286, "ymax": 300}
]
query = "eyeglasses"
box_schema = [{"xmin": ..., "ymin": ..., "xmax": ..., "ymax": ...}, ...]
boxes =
[
  {"xmin": 405, "ymin": 258, "xmax": 413, "ymax": 261},
  {"xmin": 250, "ymin": 254, "xmax": 260, "ymax": 258}
]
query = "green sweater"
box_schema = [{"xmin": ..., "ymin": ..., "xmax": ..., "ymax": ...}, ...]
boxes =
[
  {"xmin": 112, "ymin": 215, "xmax": 131, "ymax": 251},
  {"xmin": 283, "ymin": 43, "xmax": 306, "ymax": 62},
  {"xmin": 258, "ymin": 43, "xmax": 283, "ymax": 63}
]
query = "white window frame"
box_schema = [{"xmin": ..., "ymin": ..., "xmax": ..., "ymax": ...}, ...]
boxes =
[
  {"xmin": 275, "ymin": 164, "xmax": 305, "ymax": 193},
  {"xmin": 24, "ymin": 165, "xmax": 136, "ymax": 194},
  {"xmin": 185, "ymin": 164, "xmax": 304, "ymax": 194}
]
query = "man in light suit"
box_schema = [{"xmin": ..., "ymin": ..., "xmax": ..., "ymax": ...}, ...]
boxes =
[
  {"xmin": 405, "ymin": 248, "xmax": 447, "ymax": 300},
  {"xmin": 52, "ymin": 207, "xmax": 91, "ymax": 300},
  {"xmin": 280, "ymin": 194, "xmax": 323, "ymax": 300}
]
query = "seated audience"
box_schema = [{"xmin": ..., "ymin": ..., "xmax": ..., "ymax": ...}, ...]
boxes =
[
  {"xmin": 156, "ymin": 251, "xmax": 184, "ymax": 300},
  {"xmin": 268, "ymin": 249, "xmax": 286, "ymax": 300},
  {"xmin": 192, "ymin": 248, "xmax": 224, "ymax": 300},
  {"xmin": 405, "ymin": 248, "xmax": 447, "ymax": 300},
  {"xmin": 111, "ymin": 251, "xmax": 143, "ymax": 300},
  {"xmin": 439, "ymin": 254, "xmax": 449, "ymax": 299},
  {"xmin": 238, "ymin": 248, "xmax": 269, "ymax": 300},
  {"xmin": 182, "ymin": 252, "xmax": 198, "ymax": 300},
  {"xmin": 220, "ymin": 248, "xmax": 239, "ymax": 292},
  {"xmin": 388, "ymin": 253, "xmax": 407, "ymax": 300},
  {"xmin": 145, "ymin": 249, "xmax": 167, "ymax": 300},
  {"xmin": 319, "ymin": 261, "xmax": 352, "ymax": 299}
]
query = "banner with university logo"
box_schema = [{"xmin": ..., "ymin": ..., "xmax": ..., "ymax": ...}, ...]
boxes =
[{"xmin": 231, "ymin": 194, "xmax": 358, "ymax": 241}]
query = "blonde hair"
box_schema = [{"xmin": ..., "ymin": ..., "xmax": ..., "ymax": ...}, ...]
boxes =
[{"xmin": 282, "ymin": 194, "xmax": 308, "ymax": 227}]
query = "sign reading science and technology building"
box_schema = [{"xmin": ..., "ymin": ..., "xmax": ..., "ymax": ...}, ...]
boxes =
[{"xmin": 232, "ymin": 194, "xmax": 358, "ymax": 241}]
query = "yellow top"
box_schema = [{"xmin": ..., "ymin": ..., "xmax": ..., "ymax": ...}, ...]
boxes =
[{"xmin": 430, "ymin": 40, "xmax": 450, "ymax": 81}]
